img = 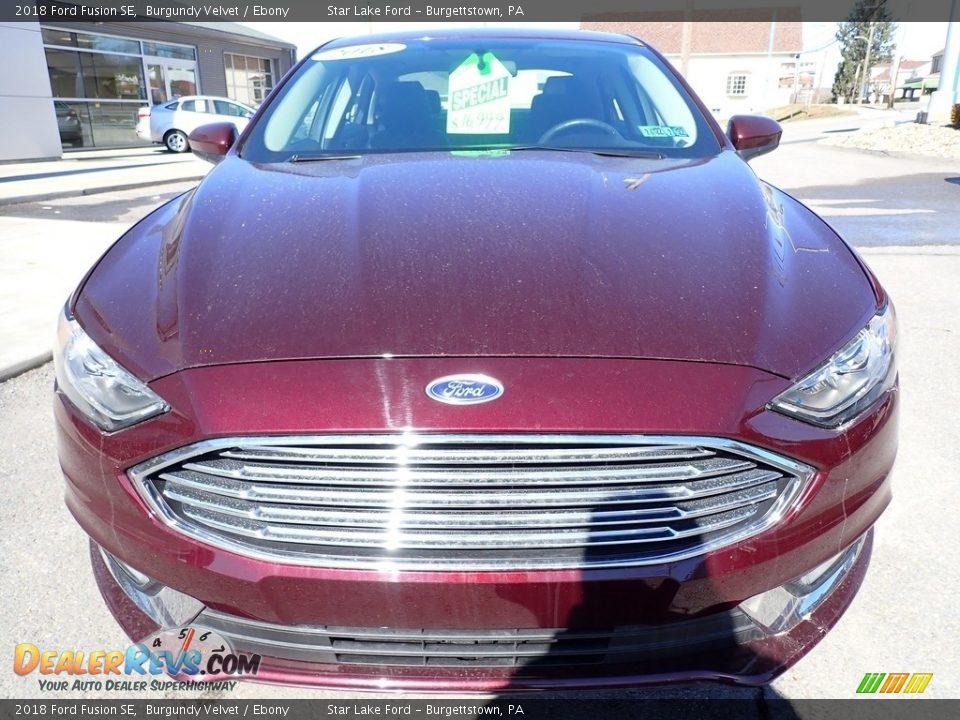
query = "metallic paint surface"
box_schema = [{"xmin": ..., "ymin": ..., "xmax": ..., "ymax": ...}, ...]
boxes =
[
  {"xmin": 73, "ymin": 152, "xmax": 876, "ymax": 383},
  {"xmin": 58, "ymin": 358, "xmax": 896, "ymax": 638}
]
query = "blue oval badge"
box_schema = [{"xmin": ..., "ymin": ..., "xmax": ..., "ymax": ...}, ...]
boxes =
[{"xmin": 425, "ymin": 375, "xmax": 504, "ymax": 405}]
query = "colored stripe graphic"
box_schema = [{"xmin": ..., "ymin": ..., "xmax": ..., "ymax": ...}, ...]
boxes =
[
  {"xmin": 880, "ymin": 673, "xmax": 909, "ymax": 693},
  {"xmin": 857, "ymin": 673, "xmax": 885, "ymax": 693},
  {"xmin": 857, "ymin": 672, "xmax": 933, "ymax": 694},
  {"xmin": 903, "ymin": 673, "xmax": 934, "ymax": 694}
]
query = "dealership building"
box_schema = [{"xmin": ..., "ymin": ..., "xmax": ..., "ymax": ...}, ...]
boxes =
[{"xmin": 0, "ymin": 21, "xmax": 296, "ymax": 161}]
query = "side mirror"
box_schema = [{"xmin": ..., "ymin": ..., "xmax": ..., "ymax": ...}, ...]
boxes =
[
  {"xmin": 727, "ymin": 115, "xmax": 782, "ymax": 162},
  {"xmin": 188, "ymin": 122, "xmax": 237, "ymax": 164}
]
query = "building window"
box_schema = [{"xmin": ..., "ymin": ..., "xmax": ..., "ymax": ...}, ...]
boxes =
[
  {"xmin": 931, "ymin": 55, "xmax": 942, "ymax": 74},
  {"xmin": 225, "ymin": 53, "xmax": 274, "ymax": 106},
  {"xmin": 726, "ymin": 73, "xmax": 749, "ymax": 97},
  {"xmin": 41, "ymin": 25, "xmax": 198, "ymax": 149},
  {"xmin": 142, "ymin": 41, "xmax": 197, "ymax": 61},
  {"xmin": 45, "ymin": 48, "xmax": 144, "ymax": 100}
]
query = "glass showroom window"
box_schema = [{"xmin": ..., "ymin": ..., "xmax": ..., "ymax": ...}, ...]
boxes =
[
  {"xmin": 42, "ymin": 26, "xmax": 199, "ymax": 148},
  {"xmin": 726, "ymin": 73, "xmax": 749, "ymax": 97},
  {"xmin": 42, "ymin": 28, "xmax": 147, "ymax": 149},
  {"xmin": 225, "ymin": 53, "xmax": 275, "ymax": 106}
]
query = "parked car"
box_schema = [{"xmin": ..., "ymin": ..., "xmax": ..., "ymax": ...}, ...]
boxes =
[
  {"xmin": 56, "ymin": 29, "xmax": 897, "ymax": 691},
  {"xmin": 54, "ymin": 100, "xmax": 83, "ymax": 148},
  {"xmin": 136, "ymin": 95, "xmax": 254, "ymax": 153}
]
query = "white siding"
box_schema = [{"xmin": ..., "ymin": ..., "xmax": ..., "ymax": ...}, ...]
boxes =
[
  {"xmin": 0, "ymin": 22, "xmax": 61, "ymax": 161},
  {"xmin": 665, "ymin": 53, "xmax": 796, "ymax": 123}
]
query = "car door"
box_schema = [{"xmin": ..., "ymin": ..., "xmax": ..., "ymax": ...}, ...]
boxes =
[
  {"xmin": 150, "ymin": 101, "xmax": 179, "ymax": 138},
  {"xmin": 173, "ymin": 99, "xmax": 209, "ymax": 135},
  {"xmin": 212, "ymin": 99, "xmax": 254, "ymax": 134}
]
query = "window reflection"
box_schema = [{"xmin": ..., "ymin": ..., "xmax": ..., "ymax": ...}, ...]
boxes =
[
  {"xmin": 78, "ymin": 52, "xmax": 145, "ymax": 100},
  {"xmin": 225, "ymin": 53, "xmax": 274, "ymax": 106},
  {"xmin": 42, "ymin": 26, "xmax": 199, "ymax": 148}
]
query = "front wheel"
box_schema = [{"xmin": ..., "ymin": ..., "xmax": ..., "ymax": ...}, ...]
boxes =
[{"xmin": 164, "ymin": 129, "xmax": 189, "ymax": 153}]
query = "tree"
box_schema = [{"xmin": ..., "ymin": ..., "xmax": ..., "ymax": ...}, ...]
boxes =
[{"xmin": 831, "ymin": 0, "xmax": 897, "ymax": 103}]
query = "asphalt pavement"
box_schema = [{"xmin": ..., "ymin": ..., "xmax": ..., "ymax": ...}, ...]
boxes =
[
  {"xmin": 0, "ymin": 118, "xmax": 958, "ymax": 703},
  {"xmin": 0, "ymin": 183, "xmax": 199, "ymax": 378}
]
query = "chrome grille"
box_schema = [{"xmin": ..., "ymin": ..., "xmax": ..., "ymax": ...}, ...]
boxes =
[{"xmin": 129, "ymin": 435, "xmax": 810, "ymax": 570}]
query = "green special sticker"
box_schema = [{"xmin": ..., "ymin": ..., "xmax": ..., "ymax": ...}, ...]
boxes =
[{"xmin": 447, "ymin": 52, "xmax": 513, "ymax": 135}]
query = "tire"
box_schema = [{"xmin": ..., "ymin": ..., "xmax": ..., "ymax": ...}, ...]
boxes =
[{"xmin": 164, "ymin": 129, "xmax": 190, "ymax": 153}]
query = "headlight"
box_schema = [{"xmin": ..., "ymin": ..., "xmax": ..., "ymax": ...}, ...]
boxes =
[
  {"xmin": 54, "ymin": 310, "xmax": 169, "ymax": 432},
  {"xmin": 771, "ymin": 303, "xmax": 896, "ymax": 428}
]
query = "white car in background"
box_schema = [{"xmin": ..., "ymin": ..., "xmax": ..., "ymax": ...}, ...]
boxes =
[{"xmin": 137, "ymin": 95, "xmax": 255, "ymax": 153}]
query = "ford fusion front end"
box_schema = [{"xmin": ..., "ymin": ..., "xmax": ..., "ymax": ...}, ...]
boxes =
[{"xmin": 54, "ymin": 29, "xmax": 898, "ymax": 691}]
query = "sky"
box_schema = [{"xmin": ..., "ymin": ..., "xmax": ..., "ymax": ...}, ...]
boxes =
[{"xmin": 240, "ymin": 21, "xmax": 951, "ymax": 64}]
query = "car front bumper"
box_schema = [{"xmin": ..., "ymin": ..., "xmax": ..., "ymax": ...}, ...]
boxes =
[
  {"xmin": 57, "ymin": 357, "xmax": 897, "ymax": 690},
  {"xmin": 91, "ymin": 529, "xmax": 872, "ymax": 690}
]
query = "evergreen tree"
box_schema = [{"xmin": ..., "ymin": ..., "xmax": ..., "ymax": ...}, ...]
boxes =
[{"xmin": 832, "ymin": 1, "xmax": 897, "ymax": 103}]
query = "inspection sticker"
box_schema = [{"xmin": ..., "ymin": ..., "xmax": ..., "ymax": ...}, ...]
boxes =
[
  {"xmin": 447, "ymin": 52, "xmax": 512, "ymax": 134},
  {"xmin": 312, "ymin": 43, "xmax": 406, "ymax": 61},
  {"xmin": 637, "ymin": 125, "xmax": 690, "ymax": 138}
]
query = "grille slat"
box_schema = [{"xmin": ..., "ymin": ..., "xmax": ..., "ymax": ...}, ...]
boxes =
[
  {"xmin": 222, "ymin": 444, "xmax": 714, "ymax": 466},
  {"xmin": 157, "ymin": 467, "xmax": 782, "ymax": 508},
  {"xmin": 180, "ymin": 456, "xmax": 753, "ymax": 487},
  {"xmin": 161, "ymin": 482, "xmax": 780, "ymax": 529},
  {"xmin": 130, "ymin": 435, "xmax": 809, "ymax": 570},
  {"xmin": 179, "ymin": 504, "xmax": 756, "ymax": 549}
]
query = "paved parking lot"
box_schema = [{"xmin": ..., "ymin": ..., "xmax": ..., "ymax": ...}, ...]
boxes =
[{"xmin": 1, "ymin": 123, "xmax": 958, "ymax": 704}]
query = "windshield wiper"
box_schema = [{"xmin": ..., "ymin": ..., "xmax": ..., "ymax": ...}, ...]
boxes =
[
  {"xmin": 506, "ymin": 146, "xmax": 666, "ymax": 159},
  {"xmin": 288, "ymin": 153, "xmax": 362, "ymax": 163}
]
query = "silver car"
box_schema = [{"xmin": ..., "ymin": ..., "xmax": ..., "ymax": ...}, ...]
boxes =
[{"xmin": 136, "ymin": 95, "xmax": 254, "ymax": 153}]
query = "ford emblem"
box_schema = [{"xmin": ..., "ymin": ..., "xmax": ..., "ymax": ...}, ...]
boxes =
[{"xmin": 425, "ymin": 375, "xmax": 504, "ymax": 405}]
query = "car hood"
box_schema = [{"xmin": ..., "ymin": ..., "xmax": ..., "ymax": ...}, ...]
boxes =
[{"xmin": 76, "ymin": 150, "xmax": 876, "ymax": 382}]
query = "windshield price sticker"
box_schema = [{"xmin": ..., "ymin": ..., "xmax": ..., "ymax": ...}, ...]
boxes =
[
  {"xmin": 447, "ymin": 52, "xmax": 512, "ymax": 135},
  {"xmin": 638, "ymin": 125, "xmax": 690, "ymax": 138},
  {"xmin": 312, "ymin": 43, "xmax": 406, "ymax": 61}
]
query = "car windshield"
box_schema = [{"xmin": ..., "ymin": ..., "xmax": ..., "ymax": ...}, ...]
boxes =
[{"xmin": 240, "ymin": 37, "xmax": 720, "ymax": 161}]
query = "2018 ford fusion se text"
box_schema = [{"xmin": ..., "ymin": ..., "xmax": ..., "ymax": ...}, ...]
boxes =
[{"xmin": 54, "ymin": 29, "xmax": 898, "ymax": 690}]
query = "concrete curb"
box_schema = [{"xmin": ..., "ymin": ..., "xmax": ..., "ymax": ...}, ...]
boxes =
[
  {"xmin": 0, "ymin": 175, "xmax": 204, "ymax": 208},
  {"xmin": 0, "ymin": 351, "xmax": 52, "ymax": 384}
]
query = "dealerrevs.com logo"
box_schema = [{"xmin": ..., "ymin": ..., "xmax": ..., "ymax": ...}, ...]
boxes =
[{"xmin": 14, "ymin": 626, "xmax": 261, "ymax": 692}]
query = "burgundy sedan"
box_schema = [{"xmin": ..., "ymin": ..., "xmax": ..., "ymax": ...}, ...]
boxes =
[{"xmin": 54, "ymin": 29, "xmax": 898, "ymax": 690}]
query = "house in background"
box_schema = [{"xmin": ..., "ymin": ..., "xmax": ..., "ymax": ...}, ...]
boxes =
[
  {"xmin": 901, "ymin": 49, "xmax": 944, "ymax": 101},
  {"xmin": 777, "ymin": 58, "xmax": 823, "ymax": 103},
  {"xmin": 867, "ymin": 59, "xmax": 932, "ymax": 104},
  {"xmin": 581, "ymin": 15, "xmax": 803, "ymax": 121}
]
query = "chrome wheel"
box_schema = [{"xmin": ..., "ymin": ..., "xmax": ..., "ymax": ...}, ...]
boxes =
[{"xmin": 165, "ymin": 130, "xmax": 189, "ymax": 153}]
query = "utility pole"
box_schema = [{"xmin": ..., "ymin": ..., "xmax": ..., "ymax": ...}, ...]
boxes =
[
  {"xmin": 810, "ymin": 47, "xmax": 827, "ymax": 108},
  {"xmin": 680, "ymin": 21, "xmax": 692, "ymax": 76},
  {"xmin": 887, "ymin": 54, "xmax": 902, "ymax": 109},
  {"xmin": 792, "ymin": 53, "xmax": 801, "ymax": 104},
  {"xmin": 679, "ymin": 0, "xmax": 694, "ymax": 76},
  {"xmin": 853, "ymin": 60, "xmax": 863, "ymax": 104},
  {"xmin": 887, "ymin": 21, "xmax": 908, "ymax": 109},
  {"xmin": 858, "ymin": 21, "xmax": 876, "ymax": 104}
]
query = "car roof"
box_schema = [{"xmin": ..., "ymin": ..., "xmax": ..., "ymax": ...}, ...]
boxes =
[
  {"xmin": 316, "ymin": 27, "xmax": 644, "ymax": 53},
  {"xmin": 174, "ymin": 95, "xmax": 245, "ymax": 103}
]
